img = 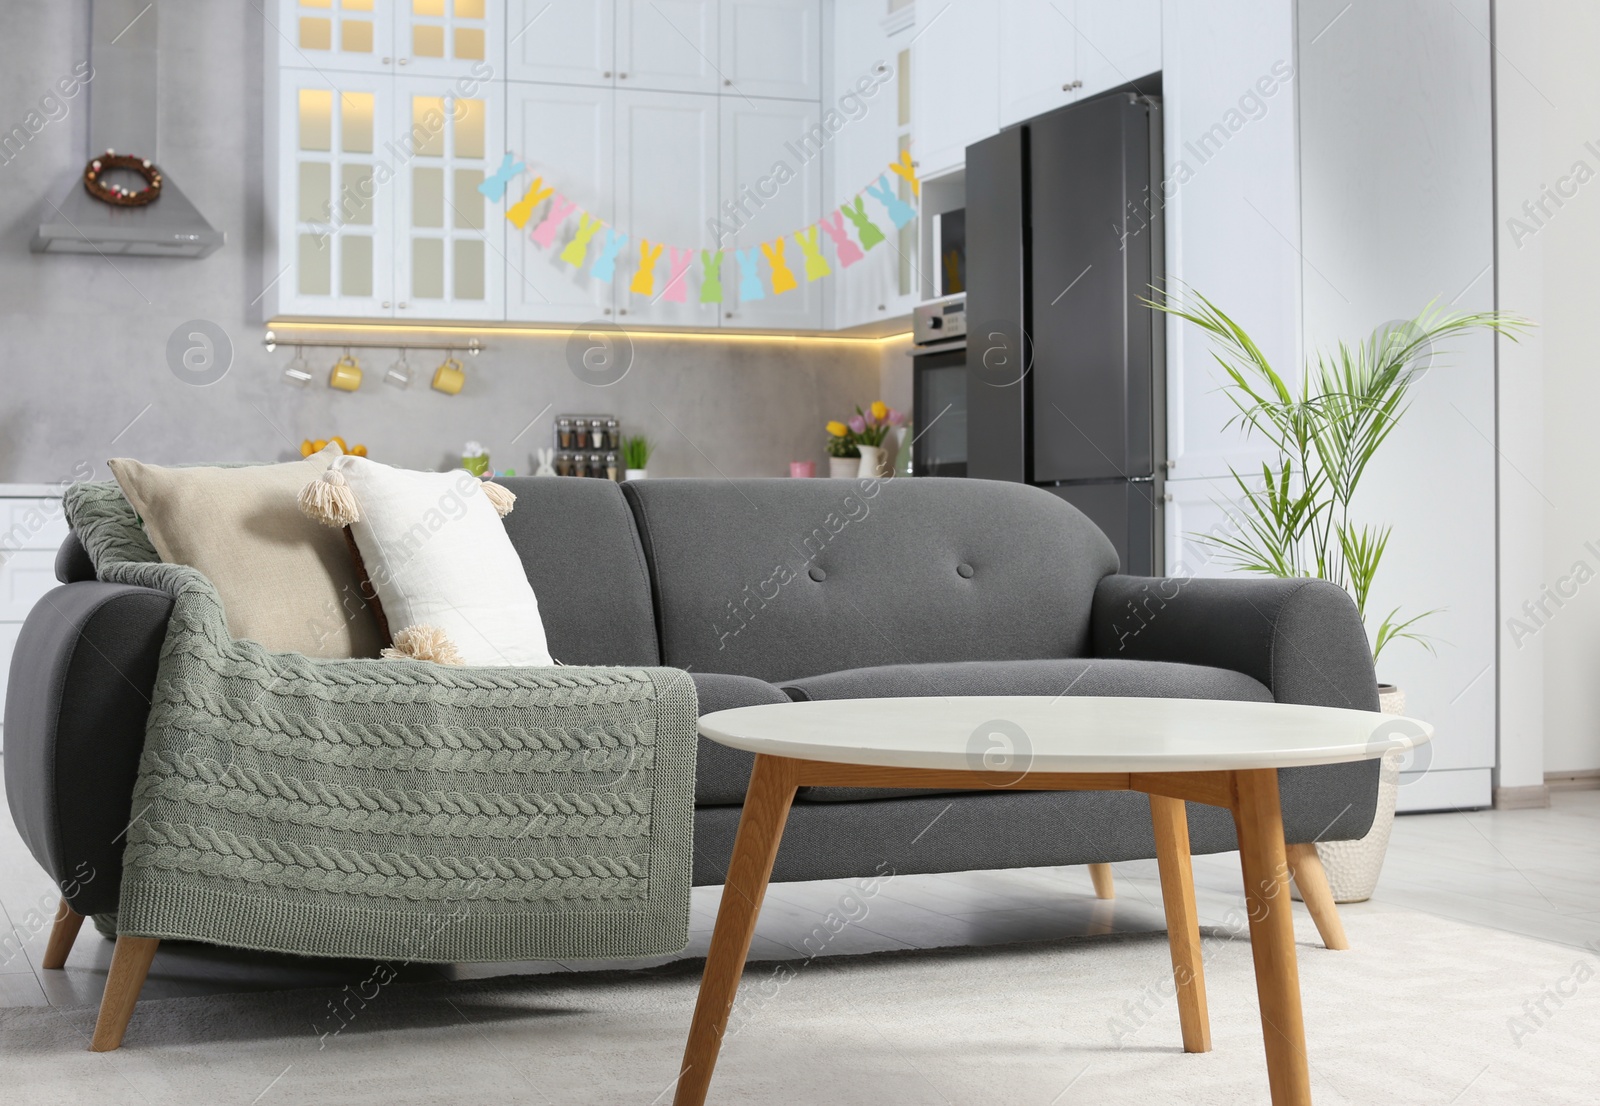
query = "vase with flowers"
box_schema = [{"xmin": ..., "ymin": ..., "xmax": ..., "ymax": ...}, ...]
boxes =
[{"xmin": 825, "ymin": 401, "xmax": 905, "ymax": 478}]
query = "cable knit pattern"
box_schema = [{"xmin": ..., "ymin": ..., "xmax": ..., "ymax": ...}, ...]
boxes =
[{"xmin": 64, "ymin": 482, "xmax": 697, "ymax": 963}]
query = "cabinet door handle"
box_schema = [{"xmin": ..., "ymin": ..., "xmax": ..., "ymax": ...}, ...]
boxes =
[
  {"xmin": 382, "ymin": 56, "xmax": 392, "ymax": 65},
  {"xmin": 877, "ymin": 304, "xmax": 887, "ymax": 311},
  {"xmin": 619, "ymin": 72, "xmax": 628, "ymax": 79},
  {"xmin": 725, "ymin": 311, "xmax": 734, "ymax": 318},
  {"xmin": 603, "ymin": 70, "xmax": 612, "ymax": 78},
  {"xmin": 1062, "ymin": 79, "xmax": 1082, "ymax": 91},
  {"xmin": 724, "ymin": 78, "xmax": 732, "ymax": 86},
  {"xmin": 398, "ymin": 57, "xmax": 409, "ymax": 65},
  {"xmin": 618, "ymin": 308, "xmax": 628, "ymax": 315},
  {"xmin": 604, "ymin": 308, "xmax": 613, "ymax": 315},
  {"xmin": 381, "ymin": 301, "xmax": 391, "ymax": 309}
]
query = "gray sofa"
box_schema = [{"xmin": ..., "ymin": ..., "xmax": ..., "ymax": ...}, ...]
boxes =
[{"xmin": 6, "ymin": 476, "xmax": 1380, "ymax": 921}]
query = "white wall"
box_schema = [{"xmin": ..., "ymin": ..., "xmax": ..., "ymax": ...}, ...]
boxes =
[
  {"xmin": 1296, "ymin": 0, "xmax": 1497, "ymax": 808},
  {"xmin": 1496, "ymin": 0, "xmax": 1600, "ymax": 778}
]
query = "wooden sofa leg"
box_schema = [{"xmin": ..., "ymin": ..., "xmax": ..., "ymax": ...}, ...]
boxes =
[
  {"xmin": 90, "ymin": 936, "xmax": 160, "ymax": 1052},
  {"xmin": 42, "ymin": 899, "xmax": 85, "ymax": 970},
  {"xmin": 1285, "ymin": 843, "xmax": 1349, "ymax": 951},
  {"xmin": 1088, "ymin": 863, "xmax": 1115, "ymax": 899}
]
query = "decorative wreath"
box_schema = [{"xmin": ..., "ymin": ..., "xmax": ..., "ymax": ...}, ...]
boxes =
[{"xmin": 83, "ymin": 149, "xmax": 163, "ymax": 207}]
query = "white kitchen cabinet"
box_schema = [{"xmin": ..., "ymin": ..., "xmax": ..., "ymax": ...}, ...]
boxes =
[
  {"xmin": 826, "ymin": 2, "xmax": 910, "ymax": 330},
  {"xmin": 617, "ymin": 0, "xmax": 722, "ymax": 95},
  {"xmin": 911, "ymin": 0, "xmax": 999, "ymax": 178},
  {"xmin": 998, "ymin": 0, "xmax": 1078, "ymax": 127},
  {"xmin": 720, "ymin": 0, "xmax": 822, "ymax": 100},
  {"xmin": 0, "ymin": 489, "xmax": 68, "ymax": 750},
  {"xmin": 505, "ymin": 83, "xmax": 616, "ymax": 322},
  {"xmin": 278, "ymin": 0, "xmax": 396, "ymax": 73},
  {"xmin": 505, "ymin": 0, "xmax": 615, "ymax": 87},
  {"xmin": 1160, "ymin": 0, "xmax": 1299, "ymax": 480},
  {"xmin": 1162, "ymin": 474, "xmax": 1257, "ymax": 581},
  {"xmin": 393, "ymin": 76, "xmax": 507, "ymax": 319},
  {"xmin": 719, "ymin": 95, "xmax": 825, "ymax": 329},
  {"xmin": 1076, "ymin": 0, "xmax": 1161, "ymax": 99},
  {"xmin": 615, "ymin": 90, "xmax": 722, "ymax": 327},
  {"xmin": 399, "ymin": 0, "xmax": 505, "ymax": 79},
  {"xmin": 267, "ymin": 69, "xmax": 398, "ymax": 319}
]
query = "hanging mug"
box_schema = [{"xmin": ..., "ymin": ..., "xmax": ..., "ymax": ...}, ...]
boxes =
[
  {"xmin": 432, "ymin": 356, "xmax": 465, "ymax": 395},
  {"xmin": 329, "ymin": 353, "xmax": 362, "ymax": 392}
]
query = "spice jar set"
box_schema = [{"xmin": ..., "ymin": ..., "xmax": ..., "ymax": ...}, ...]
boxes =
[{"xmin": 554, "ymin": 415, "xmax": 623, "ymax": 480}]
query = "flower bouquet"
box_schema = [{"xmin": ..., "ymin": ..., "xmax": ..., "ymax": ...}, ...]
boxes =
[{"xmin": 825, "ymin": 402, "xmax": 905, "ymax": 478}]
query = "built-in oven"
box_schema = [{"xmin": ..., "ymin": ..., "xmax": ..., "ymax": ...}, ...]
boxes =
[{"xmin": 910, "ymin": 295, "xmax": 968, "ymax": 477}]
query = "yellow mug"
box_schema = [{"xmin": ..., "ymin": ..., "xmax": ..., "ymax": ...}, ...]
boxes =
[
  {"xmin": 329, "ymin": 354, "xmax": 362, "ymax": 392},
  {"xmin": 432, "ymin": 356, "xmax": 465, "ymax": 395}
]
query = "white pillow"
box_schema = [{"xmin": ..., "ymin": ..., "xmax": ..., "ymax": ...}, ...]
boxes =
[{"xmin": 302, "ymin": 455, "xmax": 553, "ymax": 667}]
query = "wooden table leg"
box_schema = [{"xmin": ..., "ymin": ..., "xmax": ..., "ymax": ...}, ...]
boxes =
[
  {"xmin": 1232, "ymin": 769, "xmax": 1311, "ymax": 1106},
  {"xmin": 90, "ymin": 936, "xmax": 160, "ymax": 1051},
  {"xmin": 1149, "ymin": 794, "xmax": 1211, "ymax": 1053},
  {"xmin": 1285, "ymin": 843, "xmax": 1349, "ymax": 951},
  {"xmin": 42, "ymin": 898, "xmax": 85, "ymax": 970},
  {"xmin": 673, "ymin": 755, "xmax": 799, "ymax": 1106},
  {"xmin": 1087, "ymin": 863, "xmax": 1116, "ymax": 899}
]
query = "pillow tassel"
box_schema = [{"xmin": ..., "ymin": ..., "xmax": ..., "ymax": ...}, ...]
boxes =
[
  {"xmin": 298, "ymin": 470, "xmax": 360, "ymax": 528},
  {"xmin": 382, "ymin": 624, "xmax": 466, "ymax": 666},
  {"xmin": 480, "ymin": 477, "xmax": 516, "ymax": 517}
]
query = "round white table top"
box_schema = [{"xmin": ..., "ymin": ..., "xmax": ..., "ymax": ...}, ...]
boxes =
[{"xmin": 697, "ymin": 696, "xmax": 1432, "ymax": 774}]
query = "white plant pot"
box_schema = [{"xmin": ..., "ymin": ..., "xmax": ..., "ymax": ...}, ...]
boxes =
[
  {"xmin": 828, "ymin": 456, "xmax": 860, "ymax": 478},
  {"xmin": 625, "ymin": 468, "xmax": 648, "ymax": 480},
  {"xmin": 1293, "ymin": 683, "xmax": 1405, "ymax": 904}
]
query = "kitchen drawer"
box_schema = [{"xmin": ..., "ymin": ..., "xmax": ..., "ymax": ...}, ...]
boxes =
[
  {"xmin": 0, "ymin": 550, "xmax": 60, "ymax": 622},
  {"xmin": 0, "ymin": 498, "xmax": 68, "ymax": 551}
]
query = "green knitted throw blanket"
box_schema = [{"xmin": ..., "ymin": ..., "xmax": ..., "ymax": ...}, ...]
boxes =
[{"xmin": 64, "ymin": 481, "xmax": 697, "ymax": 962}]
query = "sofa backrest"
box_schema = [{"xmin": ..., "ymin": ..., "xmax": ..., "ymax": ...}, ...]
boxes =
[
  {"xmin": 623, "ymin": 477, "xmax": 1120, "ymax": 682},
  {"xmin": 497, "ymin": 477, "xmax": 660, "ymax": 666}
]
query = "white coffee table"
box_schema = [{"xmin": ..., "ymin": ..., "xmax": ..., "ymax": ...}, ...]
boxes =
[{"xmin": 672, "ymin": 696, "xmax": 1431, "ymax": 1106}]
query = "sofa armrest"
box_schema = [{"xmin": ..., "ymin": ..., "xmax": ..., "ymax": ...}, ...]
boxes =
[
  {"xmin": 1091, "ymin": 575, "xmax": 1382, "ymax": 845},
  {"xmin": 4, "ymin": 582, "xmax": 174, "ymax": 916},
  {"xmin": 1091, "ymin": 575, "xmax": 1378, "ymax": 711}
]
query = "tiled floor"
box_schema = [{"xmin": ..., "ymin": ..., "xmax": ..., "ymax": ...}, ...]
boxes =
[{"xmin": 2, "ymin": 778, "xmax": 1597, "ymax": 1010}]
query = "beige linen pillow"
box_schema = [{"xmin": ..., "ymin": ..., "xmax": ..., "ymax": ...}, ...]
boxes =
[{"xmin": 108, "ymin": 448, "xmax": 384, "ymax": 658}]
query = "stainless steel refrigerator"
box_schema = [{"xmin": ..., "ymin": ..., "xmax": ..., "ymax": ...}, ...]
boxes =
[{"xmin": 964, "ymin": 90, "xmax": 1166, "ymax": 574}]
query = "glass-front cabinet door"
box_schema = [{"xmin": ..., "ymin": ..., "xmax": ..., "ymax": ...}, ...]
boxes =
[
  {"xmin": 397, "ymin": 0, "xmax": 504, "ymax": 78},
  {"xmin": 393, "ymin": 76, "xmax": 507, "ymax": 320},
  {"xmin": 271, "ymin": 72, "xmax": 396, "ymax": 317},
  {"xmin": 280, "ymin": 0, "xmax": 394, "ymax": 72}
]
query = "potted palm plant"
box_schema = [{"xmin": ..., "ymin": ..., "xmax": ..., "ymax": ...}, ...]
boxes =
[{"xmin": 1155, "ymin": 289, "xmax": 1525, "ymax": 901}]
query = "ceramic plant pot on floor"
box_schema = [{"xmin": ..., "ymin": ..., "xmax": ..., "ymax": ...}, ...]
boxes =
[{"xmin": 1295, "ymin": 684, "xmax": 1406, "ymax": 904}]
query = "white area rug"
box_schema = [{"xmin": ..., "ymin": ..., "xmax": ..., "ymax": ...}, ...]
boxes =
[{"xmin": 2, "ymin": 910, "xmax": 1596, "ymax": 1105}]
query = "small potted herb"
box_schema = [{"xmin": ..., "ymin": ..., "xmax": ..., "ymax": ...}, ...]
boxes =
[{"xmin": 621, "ymin": 434, "xmax": 653, "ymax": 479}]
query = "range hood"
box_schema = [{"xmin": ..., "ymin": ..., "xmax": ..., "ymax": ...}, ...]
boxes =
[{"xmin": 31, "ymin": 0, "xmax": 224, "ymax": 258}]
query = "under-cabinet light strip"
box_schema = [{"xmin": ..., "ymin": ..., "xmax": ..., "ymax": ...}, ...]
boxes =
[{"xmin": 267, "ymin": 320, "xmax": 912, "ymax": 346}]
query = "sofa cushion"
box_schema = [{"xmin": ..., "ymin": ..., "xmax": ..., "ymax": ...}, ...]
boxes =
[
  {"xmin": 108, "ymin": 449, "xmax": 385, "ymax": 658},
  {"xmin": 624, "ymin": 477, "xmax": 1119, "ymax": 683},
  {"xmin": 690, "ymin": 672, "xmax": 791, "ymax": 807},
  {"xmin": 496, "ymin": 477, "xmax": 660, "ymax": 667},
  {"xmin": 782, "ymin": 657, "xmax": 1273, "ymax": 801}
]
